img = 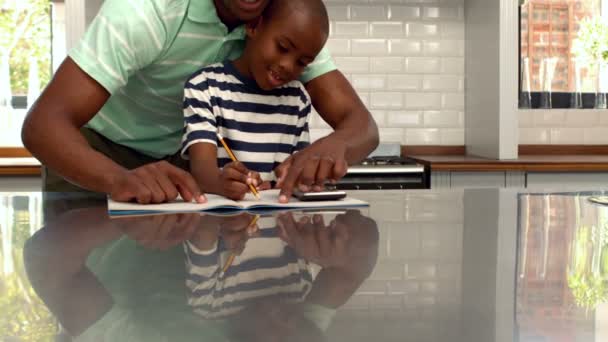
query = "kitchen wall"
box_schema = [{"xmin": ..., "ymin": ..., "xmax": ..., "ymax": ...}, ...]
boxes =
[
  {"xmin": 519, "ymin": 109, "xmax": 608, "ymax": 145},
  {"xmin": 310, "ymin": 0, "xmax": 466, "ymax": 146}
]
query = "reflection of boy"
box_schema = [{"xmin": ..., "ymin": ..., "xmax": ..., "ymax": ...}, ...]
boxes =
[
  {"xmin": 184, "ymin": 221, "xmax": 314, "ymax": 320},
  {"xmin": 181, "ymin": 0, "xmax": 330, "ymax": 201}
]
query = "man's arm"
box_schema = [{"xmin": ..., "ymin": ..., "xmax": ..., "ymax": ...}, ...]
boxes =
[
  {"xmin": 22, "ymin": 58, "xmax": 203, "ymax": 203},
  {"xmin": 276, "ymin": 70, "xmax": 379, "ymax": 202},
  {"xmin": 306, "ymin": 70, "xmax": 379, "ymax": 164}
]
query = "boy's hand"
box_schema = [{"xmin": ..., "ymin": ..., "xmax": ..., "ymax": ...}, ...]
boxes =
[
  {"xmin": 274, "ymin": 137, "xmax": 348, "ymax": 203},
  {"xmin": 109, "ymin": 161, "xmax": 206, "ymax": 204},
  {"xmin": 220, "ymin": 162, "xmax": 270, "ymax": 200}
]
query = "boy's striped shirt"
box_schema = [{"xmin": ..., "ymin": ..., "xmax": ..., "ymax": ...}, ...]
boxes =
[{"xmin": 182, "ymin": 61, "xmax": 311, "ymax": 181}]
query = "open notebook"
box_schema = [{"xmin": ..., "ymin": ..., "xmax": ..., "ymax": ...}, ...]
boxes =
[{"xmin": 108, "ymin": 189, "xmax": 368, "ymax": 216}]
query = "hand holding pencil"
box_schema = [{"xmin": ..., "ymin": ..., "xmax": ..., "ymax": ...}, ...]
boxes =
[{"xmin": 217, "ymin": 133, "xmax": 270, "ymax": 200}]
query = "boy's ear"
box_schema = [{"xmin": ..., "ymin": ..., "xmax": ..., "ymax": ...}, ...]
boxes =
[{"xmin": 245, "ymin": 16, "xmax": 263, "ymax": 38}]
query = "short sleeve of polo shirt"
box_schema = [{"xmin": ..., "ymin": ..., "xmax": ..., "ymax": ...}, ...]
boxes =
[
  {"xmin": 300, "ymin": 46, "xmax": 337, "ymax": 84},
  {"xmin": 68, "ymin": 0, "xmax": 169, "ymax": 94}
]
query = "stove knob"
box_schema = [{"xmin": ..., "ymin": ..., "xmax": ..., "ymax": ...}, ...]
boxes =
[
  {"xmin": 378, "ymin": 185, "xmax": 382, "ymax": 189},
  {"xmin": 400, "ymin": 185, "xmax": 404, "ymax": 189},
  {"xmin": 355, "ymin": 185, "xmax": 360, "ymax": 190}
]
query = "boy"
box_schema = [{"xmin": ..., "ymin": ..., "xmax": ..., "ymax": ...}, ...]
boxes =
[{"xmin": 181, "ymin": 0, "xmax": 329, "ymax": 201}]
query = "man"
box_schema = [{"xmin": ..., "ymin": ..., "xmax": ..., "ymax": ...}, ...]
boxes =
[{"xmin": 22, "ymin": 0, "xmax": 379, "ymax": 204}]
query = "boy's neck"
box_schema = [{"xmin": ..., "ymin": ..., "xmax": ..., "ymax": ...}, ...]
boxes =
[{"xmin": 232, "ymin": 56, "xmax": 253, "ymax": 79}]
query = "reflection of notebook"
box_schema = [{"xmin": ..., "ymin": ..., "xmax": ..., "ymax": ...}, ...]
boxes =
[{"xmin": 108, "ymin": 189, "xmax": 368, "ymax": 216}]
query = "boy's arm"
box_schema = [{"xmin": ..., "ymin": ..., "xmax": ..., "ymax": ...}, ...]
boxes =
[{"xmin": 188, "ymin": 143, "xmax": 223, "ymax": 195}]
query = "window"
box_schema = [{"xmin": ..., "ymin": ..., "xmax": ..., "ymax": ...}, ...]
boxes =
[
  {"xmin": 519, "ymin": 0, "xmax": 606, "ymax": 109},
  {"xmin": 0, "ymin": 0, "xmax": 64, "ymax": 149}
]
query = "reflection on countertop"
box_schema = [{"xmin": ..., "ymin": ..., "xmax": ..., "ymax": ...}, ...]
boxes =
[{"xmin": 1, "ymin": 189, "xmax": 608, "ymax": 341}]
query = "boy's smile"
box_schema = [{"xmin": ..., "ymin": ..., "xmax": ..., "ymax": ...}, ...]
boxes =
[{"xmin": 235, "ymin": 3, "xmax": 329, "ymax": 91}]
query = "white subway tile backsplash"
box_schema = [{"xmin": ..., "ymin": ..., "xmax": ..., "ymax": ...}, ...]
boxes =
[
  {"xmin": 441, "ymin": 57, "xmax": 464, "ymax": 74},
  {"xmin": 550, "ymin": 128, "xmax": 585, "ymax": 144},
  {"xmin": 370, "ymin": 22, "xmax": 405, "ymax": 37},
  {"xmin": 404, "ymin": 128, "xmax": 441, "ymax": 145},
  {"xmin": 405, "ymin": 92, "xmax": 442, "ymax": 109},
  {"xmin": 440, "ymin": 128, "xmax": 465, "ymax": 145},
  {"xmin": 422, "ymin": 75, "xmax": 462, "ymax": 91},
  {"xmin": 352, "ymin": 39, "xmax": 389, "ymax": 56},
  {"xmin": 406, "ymin": 23, "xmax": 439, "ymax": 38},
  {"xmin": 423, "ymin": 110, "xmax": 461, "ymax": 127},
  {"xmin": 584, "ymin": 128, "xmax": 608, "ymax": 144},
  {"xmin": 370, "ymin": 57, "xmax": 405, "ymax": 72},
  {"xmin": 334, "ymin": 21, "xmax": 369, "ymax": 37},
  {"xmin": 519, "ymin": 128, "xmax": 550, "ymax": 144},
  {"xmin": 518, "ymin": 110, "xmax": 534, "ymax": 127},
  {"xmin": 352, "ymin": 74, "xmax": 387, "ymax": 90},
  {"xmin": 387, "ymin": 74, "xmax": 422, "ymax": 91},
  {"xmin": 440, "ymin": 22, "xmax": 465, "ymax": 39},
  {"xmin": 423, "ymin": 6, "xmax": 461, "ymax": 20},
  {"xmin": 405, "ymin": 57, "xmax": 441, "ymax": 73},
  {"xmin": 379, "ymin": 128, "xmax": 406, "ymax": 143},
  {"xmin": 387, "ymin": 111, "xmax": 423, "ymax": 127},
  {"xmin": 334, "ymin": 57, "xmax": 370, "ymax": 73},
  {"xmin": 326, "ymin": 0, "xmax": 465, "ymax": 146},
  {"xmin": 389, "ymin": 39, "xmax": 422, "ymax": 56},
  {"xmin": 351, "ymin": 5, "xmax": 388, "ymax": 21},
  {"xmin": 423, "ymin": 40, "xmax": 464, "ymax": 57},
  {"xmin": 441, "ymin": 93, "xmax": 464, "ymax": 109},
  {"xmin": 326, "ymin": 38, "xmax": 351, "ymax": 56},
  {"xmin": 389, "ymin": 5, "xmax": 421, "ymax": 20},
  {"xmin": 564, "ymin": 110, "xmax": 601, "ymax": 127},
  {"xmin": 371, "ymin": 92, "xmax": 404, "ymax": 109},
  {"xmin": 326, "ymin": 5, "xmax": 350, "ymax": 21},
  {"xmin": 531, "ymin": 110, "xmax": 566, "ymax": 127}
]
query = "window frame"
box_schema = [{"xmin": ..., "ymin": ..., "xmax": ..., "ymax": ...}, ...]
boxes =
[
  {"xmin": 518, "ymin": 0, "xmax": 607, "ymax": 109},
  {"xmin": 1, "ymin": 1, "xmax": 60, "ymax": 156}
]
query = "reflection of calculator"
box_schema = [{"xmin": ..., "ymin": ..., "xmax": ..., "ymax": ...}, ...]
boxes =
[{"xmin": 588, "ymin": 196, "xmax": 608, "ymax": 205}]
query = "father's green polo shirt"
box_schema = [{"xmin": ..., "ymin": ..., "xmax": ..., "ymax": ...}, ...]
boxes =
[{"xmin": 69, "ymin": 0, "xmax": 336, "ymax": 158}]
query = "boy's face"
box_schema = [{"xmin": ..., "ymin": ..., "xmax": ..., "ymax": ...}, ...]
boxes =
[
  {"xmin": 216, "ymin": 0, "xmax": 270, "ymax": 22},
  {"xmin": 245, "ymin": 12, "xmax": 327, "ymax": 90}
]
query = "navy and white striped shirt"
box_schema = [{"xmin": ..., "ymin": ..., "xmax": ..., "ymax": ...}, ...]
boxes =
[{"xmin": 181, "ymin": 61, "xmax": 311, "ymax": 181}]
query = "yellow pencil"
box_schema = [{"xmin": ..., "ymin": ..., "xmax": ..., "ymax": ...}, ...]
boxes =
[
  {"xmin": 221, "ymin": 215, "xmax": 260, "ymax": 276},
  {"xmin": 216, "ymin": 132, "xmax": 260, "ymax": 199}
]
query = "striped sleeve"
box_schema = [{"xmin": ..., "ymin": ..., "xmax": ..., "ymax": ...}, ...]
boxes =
[
  {"xmin": 68, "ymin": 0, "xmax": 168, "ymax": 94},
  {"xmin": 181, "ymin": 76, "xmax": 218, "ymax": 159},
  {"xmin": 299, "ymin": 46, "xmax": 337, "ymax": 84},
  {"xmin": 295, "ymin": 103, "xmax": 311, "ymax": 152}
]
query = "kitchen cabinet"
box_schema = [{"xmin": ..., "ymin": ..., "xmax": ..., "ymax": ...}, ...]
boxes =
[
  {"xmin": 432, "ymin": 171, "xmax": 608, "ymax": 189},
  {"xmin": 432, "ymin": 171, "xmax": 526, "ymax": 189}
]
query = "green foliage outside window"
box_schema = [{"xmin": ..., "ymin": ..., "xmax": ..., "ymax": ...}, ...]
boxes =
[
  {"xmin": 0, "ymin": 196, "xmax": 57, "ymax": 341},
  {"xmin": 0, "ymin": 0, "xmax": 52, "ymax": 95}
]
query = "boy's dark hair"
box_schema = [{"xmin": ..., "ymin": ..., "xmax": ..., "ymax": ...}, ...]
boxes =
[{"xmin": 263, "ymin": 0, "xmax": 329, "ymax": 36}]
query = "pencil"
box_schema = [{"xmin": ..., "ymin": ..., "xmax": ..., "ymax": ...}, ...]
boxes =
[
  {"xmin": 216, "ymin": 132, "xmax": 260, "ymax": 199},
  {"xmin": 221, "ymin": 215, "xmax": 260, "ymax": 276}
]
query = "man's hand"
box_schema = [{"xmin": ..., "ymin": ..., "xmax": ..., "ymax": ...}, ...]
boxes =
[
  {"xmin": 109, "ymin": 161, "xmax": 206, "ymax": 204},
  {"xmin": 274, "ymin": 136, "xmax": 348, "ymax": 203},
  {"xmin": 118, "ymin": 212, "xmax": 202, "ymax": 250},
  {"xmin": 219, "ymin": 162, "xmax": 271, "ymax": 200}
]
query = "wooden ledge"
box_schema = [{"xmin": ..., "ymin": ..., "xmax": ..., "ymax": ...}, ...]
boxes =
[{"xmin": 0, "ymin": 157, "xmax": 41, "ymax": 176}]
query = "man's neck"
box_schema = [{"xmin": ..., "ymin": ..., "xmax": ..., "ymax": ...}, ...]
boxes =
[{"xmin": 213, "ymin": 0, "xmax": 241, "ymax": 32}]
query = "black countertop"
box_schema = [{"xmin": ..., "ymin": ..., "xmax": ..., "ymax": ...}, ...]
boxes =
[{"xmin": 2, "ymin": 189, "xmax": 608, "ymax": 341}]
